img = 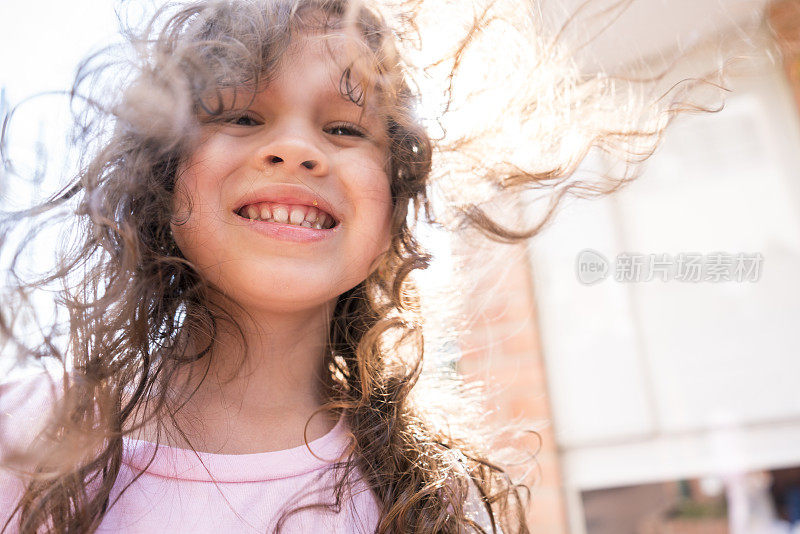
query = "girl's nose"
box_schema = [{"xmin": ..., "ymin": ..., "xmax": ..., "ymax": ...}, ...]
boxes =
[{"xmin": 256, "ymin": 131, "xmax": 329, "ymax": 177}]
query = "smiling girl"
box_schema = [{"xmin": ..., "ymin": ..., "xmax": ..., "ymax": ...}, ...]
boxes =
[
  {"xmin": 162, "ymin": 36, "xmax": 397, "ymax": 457},
  {"xmin": 0, "ymin": 1, "xmax": 519, "ymax": 531},
  {"xmin": 0, "ymin": 0, "xmax": 734, "ymax": 532}
]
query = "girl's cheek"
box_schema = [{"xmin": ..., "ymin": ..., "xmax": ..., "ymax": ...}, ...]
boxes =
[
  {"xmin": 169, "ymin": 167, "xmax": 201, "ymax": 253},
  {"xmin": 367, "ymin": 188, "xmax": 394, "ymax": 257},
  {"xmin": 171, "ymin": 172, "xmax": 192, "ymax": 224}
]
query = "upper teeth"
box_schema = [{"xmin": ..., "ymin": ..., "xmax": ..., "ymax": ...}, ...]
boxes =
[{"xmin": 240, "ymin": 202, "xmax": 335, "ymax": 229}]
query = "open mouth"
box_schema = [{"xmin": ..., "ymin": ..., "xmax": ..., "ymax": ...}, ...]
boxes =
[{"xmin": 235, "ymin": 201, "xmax": 338, "ymax": 230}]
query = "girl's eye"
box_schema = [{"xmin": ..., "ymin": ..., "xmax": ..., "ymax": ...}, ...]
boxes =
[
  {"xmin": 326, "ymin": 123, "xmax": 367, "ymax": 138},
  {"xmin": 227, "ymin": 115, "xmax": 260, "ymax": 127}
]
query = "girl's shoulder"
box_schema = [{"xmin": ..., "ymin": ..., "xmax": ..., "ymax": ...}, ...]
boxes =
[
  {"xmin": 445, "ymin": 459, "xmax": 504, "ymax": 534},
  {"xmin": 0, "ymin": 369, "xmax": 61, "ymax": 532},
  {"xmin": 464, "ymin": 479, "xmax": 504, "ymax": 534},
  {"xmin": 0, "ymin": 368, "xmax": 61, "ymax": 456}
]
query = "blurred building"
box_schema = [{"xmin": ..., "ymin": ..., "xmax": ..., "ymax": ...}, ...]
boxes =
[{"xmin": 457, "ymin": 1, "xmax": 800, "ymax": 533}]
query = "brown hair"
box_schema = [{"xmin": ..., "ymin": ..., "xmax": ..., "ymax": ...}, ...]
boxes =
[{"xmin": 0, "ymin": 0, "xmax": 743, "ymax": 532}]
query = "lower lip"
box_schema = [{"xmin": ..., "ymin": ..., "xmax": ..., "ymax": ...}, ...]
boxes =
[{"xmin": 236, "ymin": 216, "xmax": 338, "ymax": 243}]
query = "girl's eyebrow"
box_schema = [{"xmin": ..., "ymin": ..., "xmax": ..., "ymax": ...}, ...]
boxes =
[
  {"xmin": 319, "ymin": 83, "xmax": 366, "ymax": 109},
  {"xmin": 320, "ymin": 85, "xmax": 382, "ymax": 123},
  {"xmin": 210, "ymin": 79, "xmax": 382, "ymax": 125}
]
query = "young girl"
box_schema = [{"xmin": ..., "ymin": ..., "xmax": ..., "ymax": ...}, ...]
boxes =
[{"xmin": 0, "ymin": 0, "xmax": 734, "ymax": 532}]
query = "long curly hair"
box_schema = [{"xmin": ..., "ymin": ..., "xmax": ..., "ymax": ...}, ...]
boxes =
[{"xmin": 0, "ymin": 0, "xmax": 743, "ymax": 532}]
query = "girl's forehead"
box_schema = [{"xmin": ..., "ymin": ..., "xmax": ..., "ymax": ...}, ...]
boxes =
[
  {"xmin": 279, "ymin": 32, "xmax": 352, "ymax": 81},
  {"xmin": 281, "ymin": 29, "xmax": 373, "ymax": 81},
  {"xmin": 215, "ymin": 31, "xmax": 384, "ymax": 114}
]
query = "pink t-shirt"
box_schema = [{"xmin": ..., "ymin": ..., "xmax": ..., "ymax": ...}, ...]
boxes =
[
  {"xmin": 0, "ymin": 371, "xmax": 495, "ymax": 533},
  {"xmin": 101, "ymin": 413, "xmax": 380, "ymax": 533}
]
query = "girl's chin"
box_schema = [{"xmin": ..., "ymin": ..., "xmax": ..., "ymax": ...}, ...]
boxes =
[
  {"xmin": 209, "ymin": 289, "xmax": 340, "ymax": 318},
  {"xmin": 194, "ymin": 261, "xmax": 371, "ymax": 312},
  {"xmin": 216, "ymin": 278, "xmax": 359, "ymax": 313}
]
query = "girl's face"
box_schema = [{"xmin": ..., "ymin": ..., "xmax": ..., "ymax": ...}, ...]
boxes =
[{"xmin": 171, "ymin": 33, "xmax": 393, "ymax": 315}]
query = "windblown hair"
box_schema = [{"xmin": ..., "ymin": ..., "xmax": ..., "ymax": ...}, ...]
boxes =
[{"xmin": 0, "ymin": 0, "xmax": 741, "ymax": 532}]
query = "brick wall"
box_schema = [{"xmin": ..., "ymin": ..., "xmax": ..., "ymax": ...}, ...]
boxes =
[
  {"xmin": 769, "ymin": 0, "xmax": 800, "ymax": 111},
  {"xmin": 455, "ymin": 239, "xmax": 569, "ymax": 534}
]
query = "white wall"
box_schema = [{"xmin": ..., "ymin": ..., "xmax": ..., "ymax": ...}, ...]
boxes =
[
  {"xmin": 527, "ymin": 18, "xmax": 800, "ymax": 513},
  {"xmin": 540, "ymin": 0, "xmax": 769, "ymax": 73}
]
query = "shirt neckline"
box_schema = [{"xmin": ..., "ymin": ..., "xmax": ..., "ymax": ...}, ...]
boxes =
[{"xmin": 121, "ymin": 413, "xmax": 351, "ymax": 483}]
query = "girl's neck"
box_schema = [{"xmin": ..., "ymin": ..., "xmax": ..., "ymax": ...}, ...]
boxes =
[{"xmin": 128, "ymin": 302, "xmax": 340, "ymax": 454}]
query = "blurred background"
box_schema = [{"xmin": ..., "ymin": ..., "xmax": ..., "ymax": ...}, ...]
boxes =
[
  {"xmin": 456, "ymin": 1, "xmax": 800, "ymax": 533},
  {"xmin": 2, "ymin": 1, "xmax": 800, "ymax": 533}
]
